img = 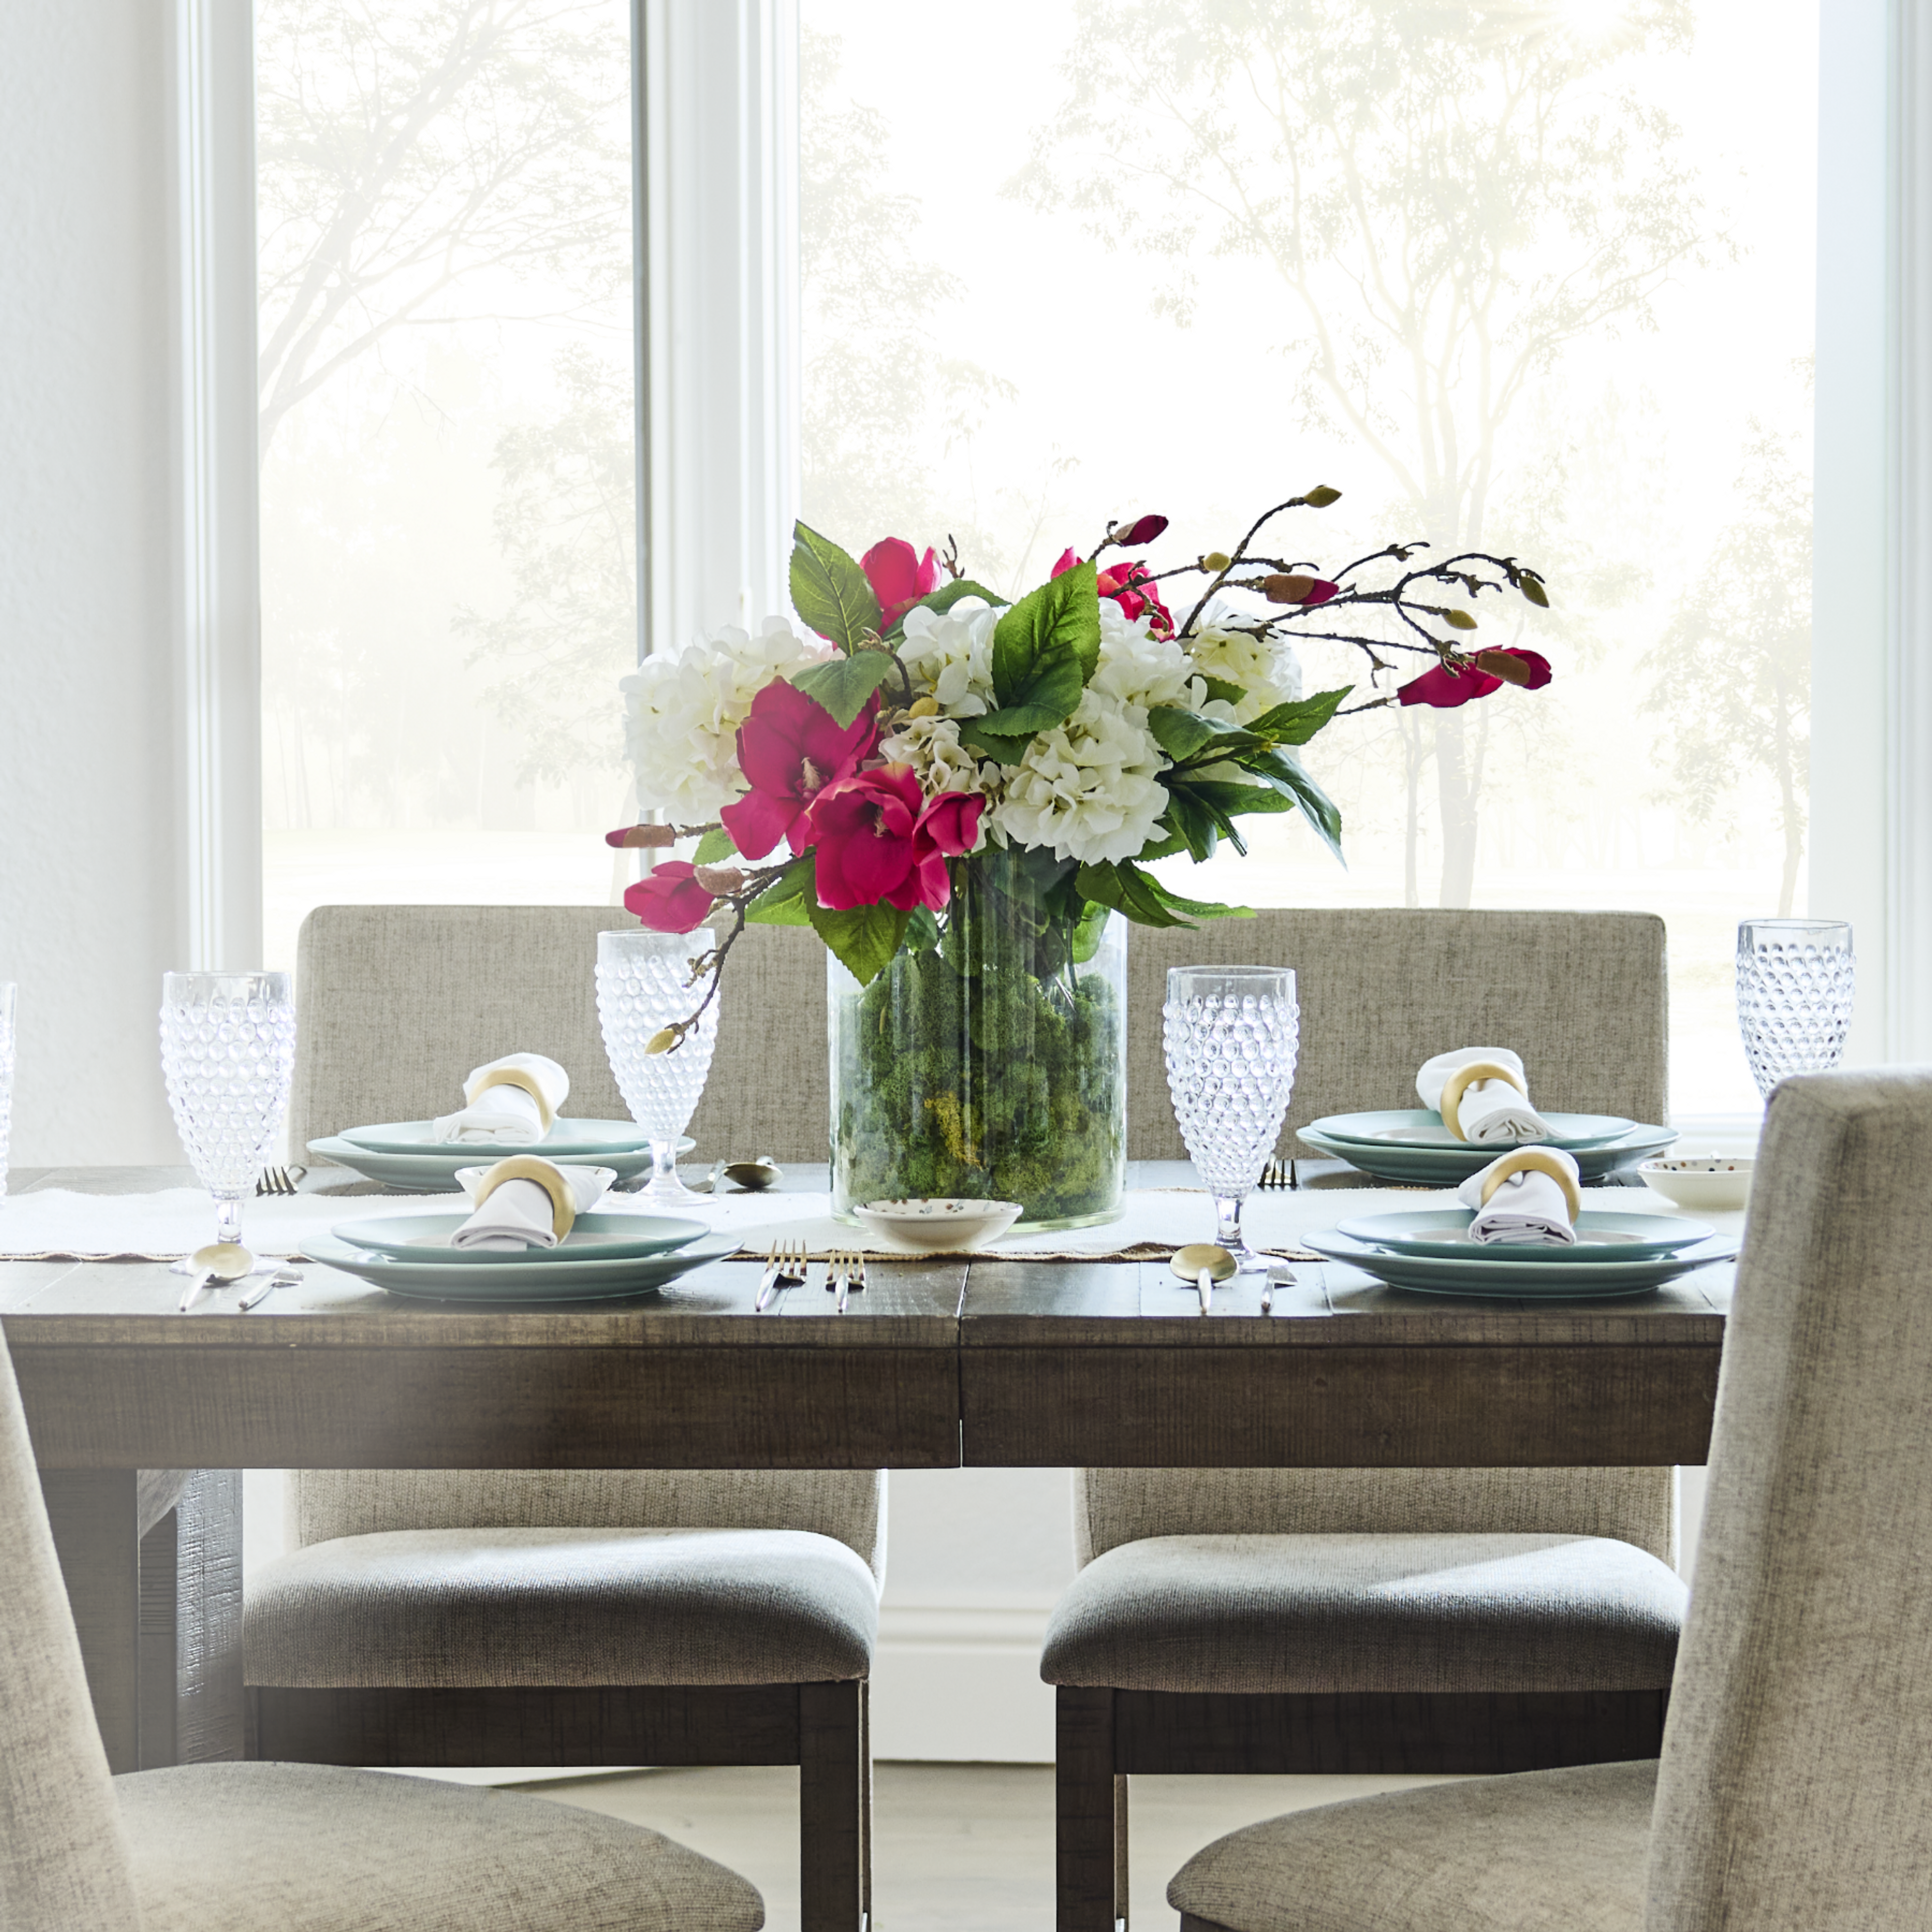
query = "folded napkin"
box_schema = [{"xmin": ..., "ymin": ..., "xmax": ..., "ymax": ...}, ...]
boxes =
[
  {"xmin": 450, "ymin": 1159, "xmax": 610, "ymax": 1251},
  {"xmin": 432, "ymin": 1053, "xmax": 571, "ymax": 1146},
  {"xmin": 1456, "ymin": 1147, "xmax": 1582, "ymax": 1245},
  {"xmin": 1417, "ymin": 1046, "xmax": 1552, "ymax": 1145}
]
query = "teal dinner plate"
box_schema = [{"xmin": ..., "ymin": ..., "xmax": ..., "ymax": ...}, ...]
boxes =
[
  {"xmin": 1295, "ymin": 1124, "xmax": 1677, "ymax": 1185},
  {"xmin": 1305, "ymin": 1109, "xmax": 1637, "ymax": 1152},
  {"xmin": 1335, "ymin": 1208, "xmax": 1717, "ymax": 1263},
  {"xmin": 340, "ymin": 1118, "xmax": 661, "ymax": 1157},
  {"xmin": 302, "ymin": 1231, "xmax": 736, "ymax": 1302},
  {"xmin": 1302, "ymin": 1226, "xmax": 1734, "ymax": 1298},
  {"xmin": 306, "ymin": 1135, "xmax": 693, "ymax": 1192},
  {"xmin": 329, "ymin": 1212, "xmax": 708, "ymax": 1265}
]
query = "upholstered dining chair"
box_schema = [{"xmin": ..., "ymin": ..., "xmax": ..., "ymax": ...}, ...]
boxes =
[
  {"xmin": 255, "ymin": 906, "xmax": 871, "ymax": 1932},
  {"xmin": 1164, "ymin": 1066, "xmax": 1932, "ymax": 1932},
  {"xmin": 0, "ymin": 1324, "xmax": 765, "ymax": 1932},
  {"xmin": 1049, "ymin": 908, "xmax": 1682, "ymax": 1931}
]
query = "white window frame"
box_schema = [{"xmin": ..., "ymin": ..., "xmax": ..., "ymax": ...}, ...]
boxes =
[{"xmin": 187, "ymin": 0, "xmax": 1912, "ymax": 1085}]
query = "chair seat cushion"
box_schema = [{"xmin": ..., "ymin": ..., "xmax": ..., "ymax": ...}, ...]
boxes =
[
  {"xmin": 117, "ymin": 1761, "xmax": 763, "ymax": 1931},
  {"xmin": 245, "ymin": 1526, "xmax": 877, "ymax": 1688},
  {"xmin": 1040, "ymin": 1533, "xmax": 1685, "ymax": 1695},
  {"xmin": 1168, "ymin": 1758, "xmax": 1655, "ymax": 1931}
]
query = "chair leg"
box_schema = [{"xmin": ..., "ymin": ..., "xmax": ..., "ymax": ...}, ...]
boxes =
[
  {"xmin": 859, "ymin": 1679, "xmax": 873, "ymax": 1927},
  {"xmin": 1114, "ymin": 1773, "xmax": 1130, "ymax": 1927},
  {"xmin": 1057, "ymin": 1686, "xmax": 1118, "ymax": 1932},
  {"xmin": 800, "ymin": 1679, "xmax": 866, "ymax": 1932}
]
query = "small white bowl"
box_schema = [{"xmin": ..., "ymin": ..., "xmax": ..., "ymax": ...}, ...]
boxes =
[
  {"xmin": 1638, "ymin": 1156, "xmax": 1754, "ymax": 1213},
  {"xmin": 852, "ymin": 1197, "xmax": 1024, "ymax": 1251}
]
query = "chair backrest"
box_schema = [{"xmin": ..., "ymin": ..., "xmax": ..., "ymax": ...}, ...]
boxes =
[
  {"xmin": 289, "ymin": 905, "xmax": 830, "ymax": 1162},
  {"xmin": 1645, "ymin": 1069, "xmax": 1932, "ymax": 1928},
  {"xmin": 289, "ymin": 1467, "xmax": 887, "ymax": 1583},
  {"xmin": 1077, "ymin": 1465, "xmax": 1675, "ymax": 1567},
  {"xmin": 0, "ymin": 1330, "xmax": 143, "ymax": 1929},
  {"xmin": 1125, "ymin": 908, "xmax": 1668, "ymax": 1157}
]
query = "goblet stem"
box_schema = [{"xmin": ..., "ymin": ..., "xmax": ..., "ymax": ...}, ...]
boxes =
[
  {"xmin": 640, "ymin": 1136, "xmax": 706, "ymax": 1208},
  {"xmin": 215, "ymin": 1195, "xmax": 244, "ymax": 1248},
  {"xmin": 1215, "ymin": 1193, "xmax": 1263, "ymax": 1270}
]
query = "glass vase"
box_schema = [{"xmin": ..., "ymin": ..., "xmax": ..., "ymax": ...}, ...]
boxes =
[{"xmin": 828, "ymin": 850, "xmax": 1126, "ymax": 1230}]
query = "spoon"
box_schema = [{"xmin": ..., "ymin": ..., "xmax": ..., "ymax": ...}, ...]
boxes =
[
  {"xmin": 1171, "ymin": 1242, "xmax": 1237, "ymax": 1316},
  {"xmin": 176, "ymin": 1243, "xmax": 256, "ymax": 1313},
  {"xmin": 723, "ymin": 1155, "xmax": 781, "ymax": 1192}
]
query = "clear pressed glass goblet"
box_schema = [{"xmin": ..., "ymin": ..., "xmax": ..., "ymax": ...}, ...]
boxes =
[
  {"xmin": 159, "ymin": 972, "xmax": 297, "ymax": 1261},
  {"xmin": 597, "ymin": 928, "xmax": 720, "ymax": 1208},
  {"xmin": 1736, "ymin": 919, "xmax": 1855, "ymax": 1100},
  {"xmin": 1163, "ymin": 965, "xmax": 1300, "ymax": 1269}
]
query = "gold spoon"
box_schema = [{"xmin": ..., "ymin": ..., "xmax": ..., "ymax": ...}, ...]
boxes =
[
  {"xmin": 723, "ymin": 1156, "xmax": 781, "ymax": 1191},
  {"xmin": 1171, "ymin": 1242, "xmax": 1237, "ymax": 1316},
  {"xmin": 176, "ymin": 1242, "xmax": 256, "ymax": 1313}
]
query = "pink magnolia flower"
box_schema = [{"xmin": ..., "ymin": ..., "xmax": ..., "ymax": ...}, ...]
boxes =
[
  {"xmin": 1398, "ymin": 649, "xmax": 1551, "ymax": 709},
  {"xmin": 1116, "ymin": 513, "xmax": 1169, "ymax": 546},
  {"xmin": 1053, "ymin": 548, "xmax": 1175, "ymax": 637},
  {"xmin": 719, "ymin": 678, "xmax": 879, "ymax": 859},
  {"xmin": 623, "ymin": 861, "xmax": 713, "ymax": 933},
  {"xmin": 808, "ymin": 767, "xmax": 985, "ymax": 913},
  {"xmin": 861, "ymin": 537, "xmax": 940, "ymax": 629}
]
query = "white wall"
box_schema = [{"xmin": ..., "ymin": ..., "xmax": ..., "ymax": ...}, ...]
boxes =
[{"xmin": 0, "ymin": 3, "xmax": 187, "ymax": 1167}]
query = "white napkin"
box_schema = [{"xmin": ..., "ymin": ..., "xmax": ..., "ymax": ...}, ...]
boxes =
[
  {"xmin": 1456, "ymin": 1148, "xmax": 1580, "ymax": 1245},
  {"xmin": 449, "ymin": 1163, "xmax": 612, "ymax": 1251},
  {"xmin": 1416, "ymin": 1046, "xmax": 1551, "ymax": 1144},
  {"xmin": 432, "ymin": 1053, "xmax": 571, "ymax": 1146}
]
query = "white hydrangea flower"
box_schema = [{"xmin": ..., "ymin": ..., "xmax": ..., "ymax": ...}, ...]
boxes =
[
  {"xmin": 898, "ymin": 601, "xmax": 999, "ymax": 717},
  {"xmin": 1184, "ymin": 626, "xmax": 1305, "ymax": 725},
  {"xmin": 877, "ymin": 714, "xmax": 994, "ymax": 826},
  {"xmin": 991, "ymin": 689, "xmax": 1170, "ymax": 867},
  {"xmin": 1092, "ymin": 602, "xmax": 1208, "ymax": 711},
  {"xmin": 620, "ymin": 617, "xmax": 828, "ymax": 820}
]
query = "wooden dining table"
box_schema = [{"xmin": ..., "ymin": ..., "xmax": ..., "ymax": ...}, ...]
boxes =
[{"xmin": 2, "ymin": 1162, "xmax": 1732, "ymax": 1776}]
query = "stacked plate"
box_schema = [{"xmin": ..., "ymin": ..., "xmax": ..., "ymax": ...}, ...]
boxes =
[
  {"xmin": 306, "ymin": 1211, "xmax": 731, "ymax": 1302},
  {"xmin": 1297, "ymin": 1109, "xmax": 1677, "ymax": 1185},
  {"xmin": 1303, "ymin": 1208, "xmax": 1734, "ymax": 1300},
  {"xmin": 307, "ymin": 1120, "xmax": 693, "ymax": 1192}
]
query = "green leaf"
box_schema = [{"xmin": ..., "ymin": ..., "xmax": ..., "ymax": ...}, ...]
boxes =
[
  {"xmin": 1185, "ymin": 779, "xmax": 1297, "ymax": 818},
  {"xmin": 903, "ymin": 905, "xmax": 941, "ymax": 952},
  {"xmin": 989, "ymin": 559, "xmax": 1100, "ymax": 731},
  {"xmin": 955, "ymin": 711, "xmax": 1048, "ymax": 761},
  {"xmin": 809, "ymin": 900, "xmax": 911, "ymax": 985},
  {"xmin": 888, "ymin": 578, "xmax": 1009, "ymax": 637},
  {"xmin": 788, "ymin": 653, "xmax": 895, "ymax": 729},
  {"xmin": 1075, "ymin": 859, "xmax": 1254, "ymax": 928},
  {"xmin": 745, "ymin": 853, "xmax": 817, "ymax": 926},
  {"xmin": 1245, "ymin": 686, "xmax": 1352, "ymax": 745},
  {"xmin": 1145, "ymin": 877, "xmax": 1255, "ymax": 922},
  {"xmin": 1195, "ymin": 675, "xmax": 1248, "ymax": 706},
  {"xmin": 1156, "ymin": 786, "xmax": 1226, "ymax": 863},
  {"xmin": 1247, "ymin": 748, "xmax": 1346, "ymax": 862},
  {"xmin": 693, "ymin": 826, "xmax": 737, "ymax": 864},
  {"xmin": 1069, "ymin": 898, "xmax": 1113, "ymax": 964},
  {"xmin": 790, "ymin": 521, "xmax": 881, "ymax": 652},
  {"xmin": 1146, "ymin": 707, "xmax": 1263, "ymax": 767}
]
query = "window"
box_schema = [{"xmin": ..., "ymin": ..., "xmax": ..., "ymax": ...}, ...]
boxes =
[
  {"xmin": 797, "ymin": 0, "xmax": 1817, "ymax": 1119},
  {"xmin": 255, "ymin": 0, "xmax": 639, "ymax": 972}
]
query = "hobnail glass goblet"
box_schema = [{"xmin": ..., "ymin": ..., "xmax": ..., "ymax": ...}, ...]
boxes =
[
  {"xmin": 597, "ymin": 928, "xmax": 719, "ymax": 1208},
  {"xmin": 159, "ymin": 973, "xmax": 296, "ymax": 1258},
  {"xmin": 1736, "ymin": 919, "xmax": 1856, "ymax": 1100},
  {"xmin": 1163, "ymin": 965, "xmax": 1300, "ymax": 1269}
]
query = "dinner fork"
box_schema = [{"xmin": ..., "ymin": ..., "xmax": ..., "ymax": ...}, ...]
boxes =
[
  {"xmin": 753, "ymin": 1238, "xmax": 807, "ymax": 1312},
  {"xmin": 255, "ymin": 1165, "xmax": 304, "ymax": 1196},
  {"xmin": 1259, "ymin": 1157, "xmax": 1296, "ymax": 1190},
  {"xmin": 827, "ymin": 1249, "xmax": 861, "ymax": 1314}
]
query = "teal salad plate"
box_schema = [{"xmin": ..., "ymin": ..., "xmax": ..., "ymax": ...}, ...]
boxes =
[
  {"xmin": 303, "ymin": 1232, "xmax": 735, "ymax": 1302},
  {"xmin": 1335, "ymin": 1208, "xmax": 1717, "ymax": 1263},
  {"xmin": 328, "ymin": 1212, "xmax": 708, "ymax": 1265}
]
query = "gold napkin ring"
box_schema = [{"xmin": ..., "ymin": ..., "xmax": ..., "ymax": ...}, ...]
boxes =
[
  {"xmin": 1476, "ymin": 1148, "xmax": 1582, "ymax": 1222},
  {"xmin": 1438, "ymin": 1059, "xmax": 1527, "ymax": 1141},
  {"xmin": 471, "ymin": 1157, "xmax": 577, "ymax": 1239},
  {"xmin": 471, "ymin": 1067, "xmax": 556, "ymax": 1131}
]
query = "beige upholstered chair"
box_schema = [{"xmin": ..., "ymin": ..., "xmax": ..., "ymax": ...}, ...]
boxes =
[
  {"xmin": 1167, "ymin": 1067, "xmax": 1932, "ymax": 1932},
  {"xmin": 254, "ymin": 906, "xmax": 872, "ymax": 1932},
  {"xmin": 0, "ymin": 1327, "xmax": 763, "ymax": 1932},
  {"xmin": 1049, "ymin": 909, "xmax": 1682, "ymax": 1930}
]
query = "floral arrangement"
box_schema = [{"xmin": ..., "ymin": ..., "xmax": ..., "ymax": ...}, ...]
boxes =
[{"xmin": 608, "ymin": 487, "xmax": 1552, "ymax": 1044}]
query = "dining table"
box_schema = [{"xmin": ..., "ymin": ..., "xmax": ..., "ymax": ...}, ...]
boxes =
[{"xmin": 1, "ymin": 1160, "xmax": 1734, "ymax": 1776}]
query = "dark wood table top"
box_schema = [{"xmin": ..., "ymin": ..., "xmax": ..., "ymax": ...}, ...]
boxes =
[{"xmin": 2, "ymin": 1164, "xmax": 1730, "ymax": 1469}]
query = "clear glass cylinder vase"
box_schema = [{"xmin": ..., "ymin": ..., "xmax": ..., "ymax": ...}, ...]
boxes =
[{"xmin": 828, "ymin": 853, "xmax": 1126, "ymax": 1231}]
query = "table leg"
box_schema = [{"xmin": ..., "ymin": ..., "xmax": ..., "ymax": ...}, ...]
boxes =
[{"xmin": 39, "ymin": 1467, "xmax": 243, "ymax": 1773}]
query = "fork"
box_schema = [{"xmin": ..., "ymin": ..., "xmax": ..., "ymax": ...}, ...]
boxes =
[
  {"xmin": 255, "ymin": 1165, "xmax": 304, "ymax": 1197},
  {"xmin": 753, "ymin": 1238, "xmax": 807, "ymax": 1312},
  {"xmin": 1259, "ymin": 1157, "xmax": 1297, "ymax": 1190},
  {"xmin": 827, "ymin": 1249, "xmax": 861, "ymax": 1314}
]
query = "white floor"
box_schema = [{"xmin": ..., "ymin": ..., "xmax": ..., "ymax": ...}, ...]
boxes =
[{"xmin": 509, "ymin": 1761, "xmax": 1455, "ymax": 1931}]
